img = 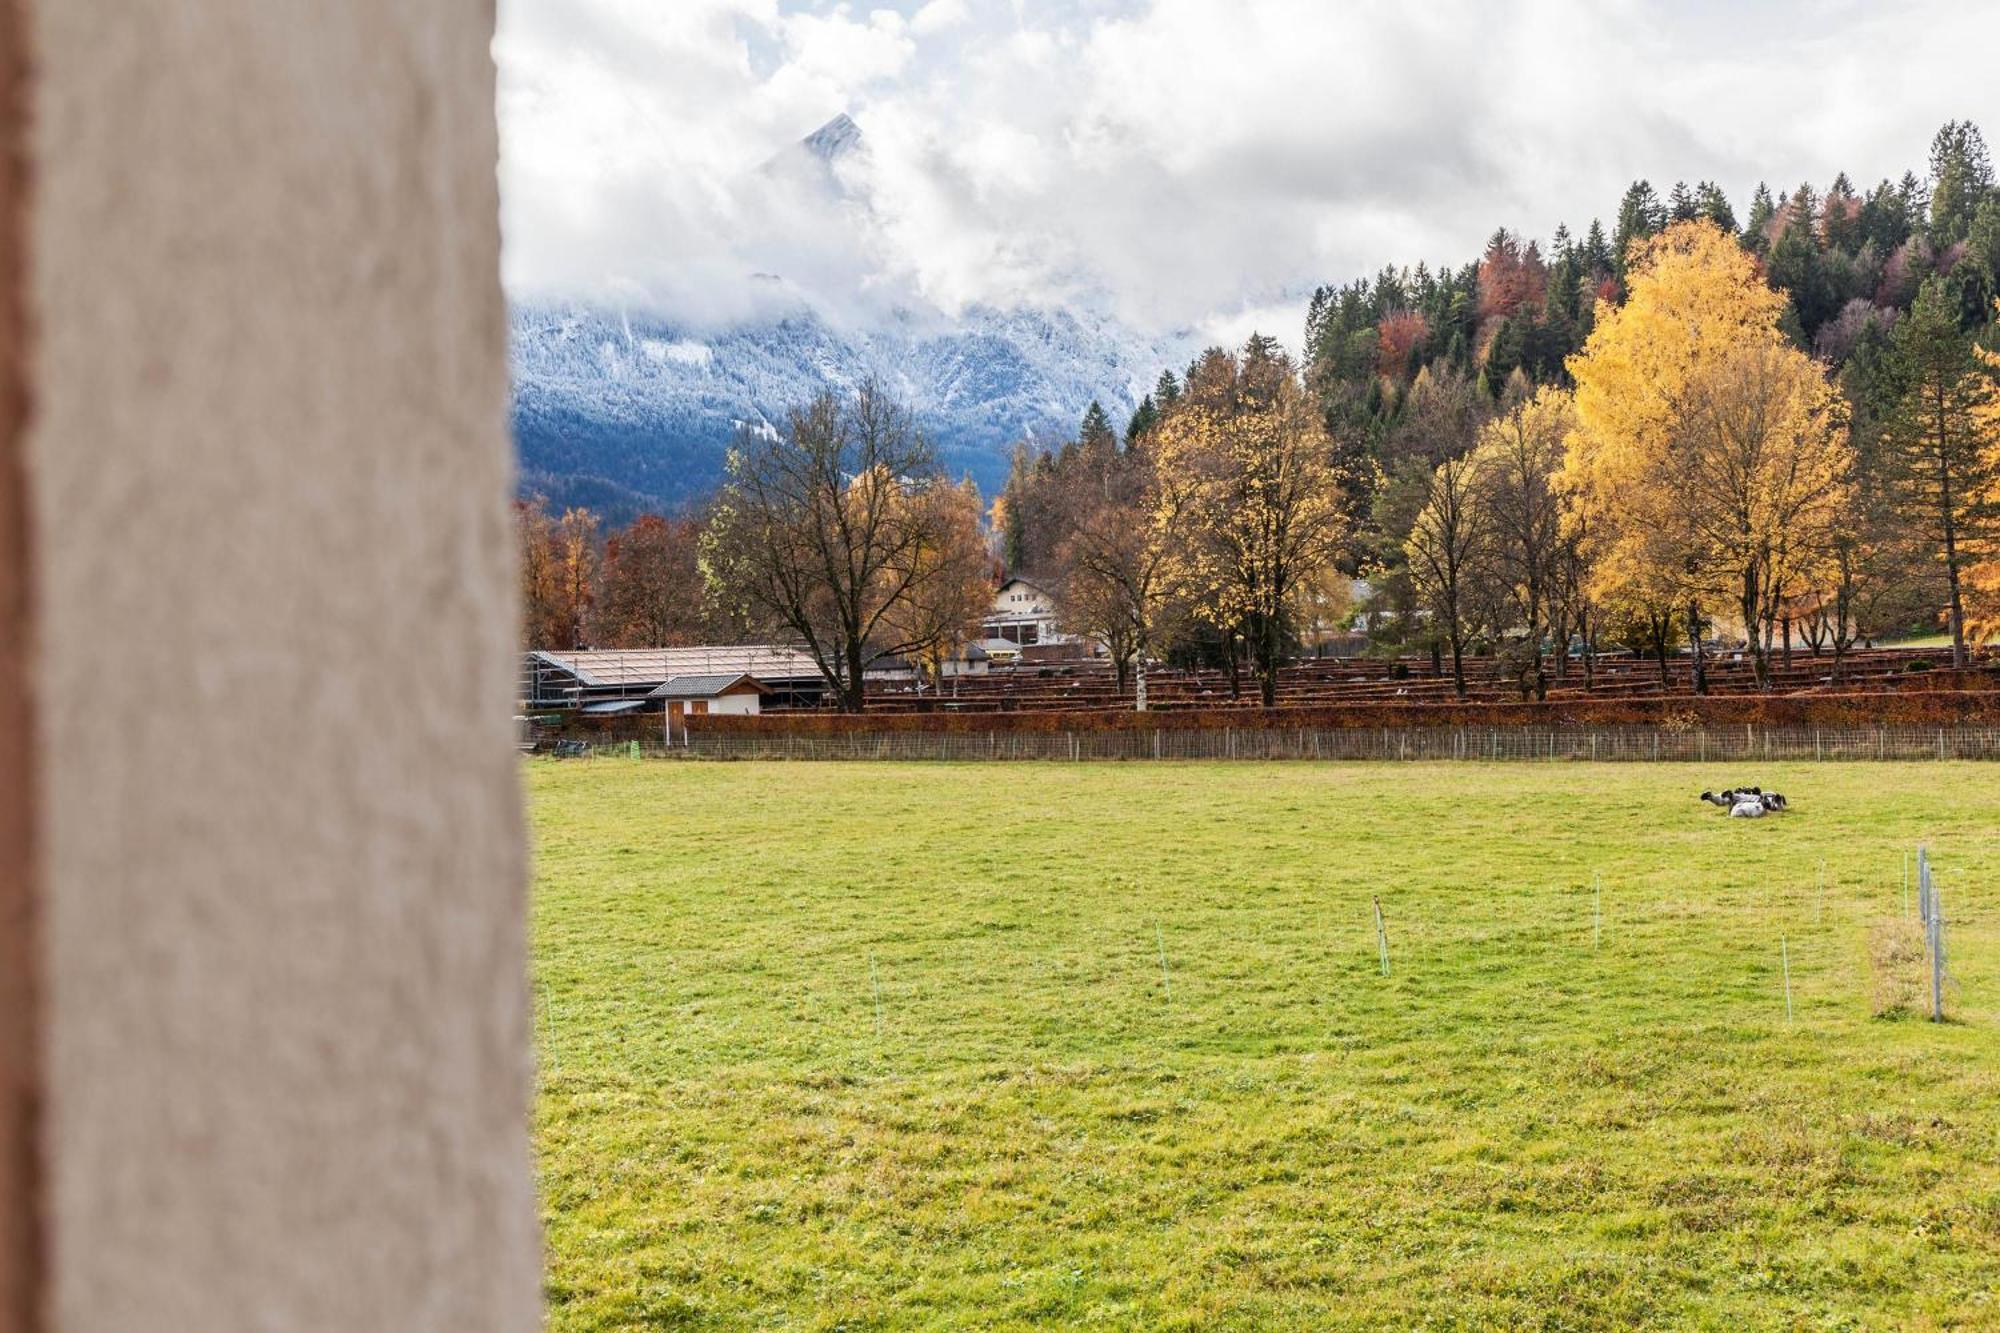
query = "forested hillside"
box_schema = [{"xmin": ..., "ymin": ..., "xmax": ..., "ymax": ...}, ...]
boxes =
[
  {"xmin": 1298, "ymin": 121, "xmax": 1997, "ymax": 466},
  {"xmin": 987, "ymin": 119, "xmax": 2000, "ymax": 690}
]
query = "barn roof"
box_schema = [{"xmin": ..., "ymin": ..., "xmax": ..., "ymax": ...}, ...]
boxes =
[
  {"xmin": 531, "ymin": 645, "xmax": 823, "ymax": 688},
  {"xmin": 647, "ymin": 672, "xmax": 770, "ymax": 699}
]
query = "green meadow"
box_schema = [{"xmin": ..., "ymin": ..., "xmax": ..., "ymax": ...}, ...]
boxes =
[{"xmin": 529, "ymin": 759, "xmax": 2000, "ymax": 1330}]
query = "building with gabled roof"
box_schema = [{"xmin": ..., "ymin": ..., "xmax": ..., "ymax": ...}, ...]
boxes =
[{"xmin": 521, "ymin": 645, "xmax": 827, "ymax": 712}]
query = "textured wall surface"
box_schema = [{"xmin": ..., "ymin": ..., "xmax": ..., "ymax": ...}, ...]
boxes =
[
  {"xmin": 22, "ymin": 2, "xmax": 539, "ymax": 1329},
  {"xmin": 0, "ymin": 0, "xmax": 40, "ymax": 1325}
]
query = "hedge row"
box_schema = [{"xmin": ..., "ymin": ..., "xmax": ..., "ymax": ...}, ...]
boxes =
[{"xmin": 691, "ymin": 687, "xmax": 2000, "ymax": 736}]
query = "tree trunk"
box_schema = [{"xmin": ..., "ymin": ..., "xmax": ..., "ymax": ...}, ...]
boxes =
[
  {"xmin": 1740, "ymin": 567, "xmax": 1769, "ymax": 691},
  {"xmin": 1449, "ymin": 632, "xmax": 1467, "ymax": 701},
  {"xmin": 1430, "ymin": 640, "xmax": 1443, "ymax": 678},
  {"xmin": 1688, "ymin": 600, "xmax": 1708, "ymax": 696},
  {"xmin": 1942, "ymin": 505, "xmax": 1968, "ymax": 669},
  {"xmin": 845, "ymin": 635, "xmax": 868, "ymax": 713},
  {"xmin": 1259, "ymin": 611, "xmax": 1282, "ymax": 708},
  {"xmin": 1781, "ymin": 614, "xmax": 1793, "ymax": 671}
]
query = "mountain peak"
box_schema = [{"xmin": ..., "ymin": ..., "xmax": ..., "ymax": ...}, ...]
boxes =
[{"xmin": 800, "ymin": 113, "xmax": 862, "ymax": 163}]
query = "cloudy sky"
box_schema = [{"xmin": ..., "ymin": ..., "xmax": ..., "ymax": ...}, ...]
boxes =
[{"xmin": 496, "ymin": 0, "xmax": 2000, "ymax": 345}]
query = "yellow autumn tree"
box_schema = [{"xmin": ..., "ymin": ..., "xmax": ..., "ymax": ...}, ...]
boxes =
[
  {"xmin": 1150, "ymin": 336, "xmax": 1353, "ymax": 706},
  {"xmin": 1469, "ymin": 386, "xmax": 1576, "ymax": 698},
  {"xmin": 1403, "ymin": 449, "xmax": 1490, "ymax": 701},
  {"xmin": 876, "ymin": 476, "xmax": 994, "ymax": 690},
  {"xmin": 1965, "ymin": 301, "xmax": 2000, "ymax": 645},
  {"xmin": 1560, "ymin": 220, "xmax": 1854, "ymax": 690}
]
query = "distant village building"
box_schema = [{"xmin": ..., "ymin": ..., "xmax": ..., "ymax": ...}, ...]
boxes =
[
  {"xmin": 864, "ymin": 643, "xmax": 991, "ymax": 685},
  {"xmin": 977, "ymin": 577, "xmax": 1087, "ymax": 662}
]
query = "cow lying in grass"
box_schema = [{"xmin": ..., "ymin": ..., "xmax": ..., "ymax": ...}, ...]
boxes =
[{"xmin": 1699, "ymin": 787, "xmax": 1789, "ymax": 817}]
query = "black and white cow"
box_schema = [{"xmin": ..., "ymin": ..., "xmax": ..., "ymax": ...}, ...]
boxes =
[{"xmin": 1699, "ymin": 787, "xmax": 1787, "ymax": 815}]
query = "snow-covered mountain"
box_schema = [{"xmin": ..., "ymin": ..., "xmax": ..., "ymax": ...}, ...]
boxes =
[
  {"xmin": 510, "ymin": 114, "xmax": 1191, "ymax": 519},
  {"xmin": 511, "ymin": 300, "xmax": 1183, "ymax": 517}
]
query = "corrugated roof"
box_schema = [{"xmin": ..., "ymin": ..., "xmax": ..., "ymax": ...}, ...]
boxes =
[
  {"xmin": 648, "ymin": 672, "xmax": 770, "ymax": 699},
  {"xmin": 532, "ymin": 645, "xmax": 824, "ymax": 687},
  {"xmin": 579, "ymin": 699, "xmax": 647, "ymax": 715}
]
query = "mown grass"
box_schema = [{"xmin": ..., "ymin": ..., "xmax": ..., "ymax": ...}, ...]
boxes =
[{"xmin": 529, "ymin": 759, "xmax": 2000, "ymax": 1330}]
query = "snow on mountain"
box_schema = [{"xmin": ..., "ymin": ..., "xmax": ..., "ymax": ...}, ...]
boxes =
[
  {"xmin": 511, "ymin": 299, "xmax": 1186, "ymax": 519},
  {"xmin": 509, "ymin": 114, "xmax": 1194, "ymax": 519},
  {"xmin": 799, "ymin": 111, "xmax": 863, "ymax": 164}
]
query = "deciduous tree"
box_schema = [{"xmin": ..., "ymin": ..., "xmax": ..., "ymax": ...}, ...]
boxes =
[
  {"xmin": 1151, "ymin": 338, "xmax": 1354, "ymax": 706},
  {"xmin": 702, "ymin": 381, "xmax": 988, "ymax": 711},
  {"xmin": 1470, "ymin": 387, "xmax": 1575, "ymax": 698},
  {"xmin": 595, "ymin": 513, "xmax": 709, "ymax": 648},
  {"xmin": 1562, "ymin": 221, "xmax": 1854, "ymax": 690},
  {"xmin": 1404, "ymin": 449, "xmax": 1490, "ymax": 699}
]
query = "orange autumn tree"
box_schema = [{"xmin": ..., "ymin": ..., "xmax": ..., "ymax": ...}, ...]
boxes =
[
  {"xmin": 1966, "ymin": 300, "xmax": 2000, "ymax": 646},
  {"xmin": 516, "ymin": 495, "xmax": 599, "ymax": 650},
  {"xmin": 1560, "ymin": 221, "xmax": 1854, "ymax": 691}
]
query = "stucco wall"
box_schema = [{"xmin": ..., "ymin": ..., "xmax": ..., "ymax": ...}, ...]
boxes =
[{"xmin": 17, "ymin": 2, "xmax": 540, "ymax": 1329}]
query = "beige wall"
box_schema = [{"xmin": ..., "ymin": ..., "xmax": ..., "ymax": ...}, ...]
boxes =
[{"xmin": 6, "ymin": 1, "xmax": 541, "ymax": 1329}]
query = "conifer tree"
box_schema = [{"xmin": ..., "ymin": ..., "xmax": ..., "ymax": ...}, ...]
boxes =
[
  {"xmin": 1613, "ymin": 181, "xmax": 1666, "ymax": 275},
  {"xmin": 1125, "ymin": 395, "xmax": 1158, "ymax": 445},
  {"xmin": 1928, "ymin": 119, "xmax": 1995, "ymax": 246},
  {"xmin": 1695, "ymin": 180, "xmax": 1737, "ymax": 234},
  {"xmin": 1880, "ymin": 277, "xmax": 2000, "ymax": 665},
  {"xmin": 1079, "ymin": 400, "xmax": 1117, "ymax": 456}
]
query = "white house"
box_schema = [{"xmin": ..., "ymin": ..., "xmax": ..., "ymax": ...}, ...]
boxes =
[
  {"xmin": 976, "ymin": 577, "xmax": 1085, "ymax": 661},
  {"xmin": 649, "ymin": 672, "xmax": 768, "ymax": 745}
]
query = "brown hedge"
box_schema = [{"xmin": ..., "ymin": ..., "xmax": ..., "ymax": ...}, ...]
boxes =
[{"xmin": 689, "ymin": 688, "xmax": 2000, "ymax": 736}]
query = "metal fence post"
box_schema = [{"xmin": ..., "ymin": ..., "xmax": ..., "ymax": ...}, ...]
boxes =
[
  {"xmin": 1930, "ymin": 888, "xmax": 1946, "ymax": 1022},
  {"xmin": 1373, "ymin": 897, "xmax": 1391, "ymax": 977}
]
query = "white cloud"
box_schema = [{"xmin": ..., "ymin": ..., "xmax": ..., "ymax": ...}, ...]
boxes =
[
  {"xmin": 497, "ymin": 0, "xmax": 2000, "ymax": 340},
  {"xmin": 910, "ymin": 0, "xmax": 971, "ymax": 37}
]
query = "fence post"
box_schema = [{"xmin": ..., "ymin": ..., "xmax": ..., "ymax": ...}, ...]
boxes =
[
  {"xmin": 1373, "ymin": 897, "xmax": 1391, "ymax": 977},
  {"xmin": 1930, "ymin": 885, "xmax": 1946, "ymax": 1022},
  {"xmin": 1781, "ymin": 936, "xmax": 1793, "ymax": 1025}
]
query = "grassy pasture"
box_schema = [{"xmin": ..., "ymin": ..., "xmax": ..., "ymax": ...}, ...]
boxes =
[{"xmin": 529, "ymin": 759, "xmax": 2000, "ymax": 1330}]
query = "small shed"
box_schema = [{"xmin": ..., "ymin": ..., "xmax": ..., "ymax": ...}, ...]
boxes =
[{"xmin": 649, "ymin": 672, "xmax": 769, "ymax": 745}]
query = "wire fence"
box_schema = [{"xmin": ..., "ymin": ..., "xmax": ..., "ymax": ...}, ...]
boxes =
[{"xmin": 671, "ymin": 723, "xmax": 2000, "ymax": 763}]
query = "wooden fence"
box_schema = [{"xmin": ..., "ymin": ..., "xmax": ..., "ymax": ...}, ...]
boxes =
[{"xmin": 680, "ymin": 722, "xmax": 2000, "ymax": 763}]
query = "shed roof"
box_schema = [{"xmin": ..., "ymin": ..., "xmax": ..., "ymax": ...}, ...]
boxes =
[
  {"xmin": 647, "ymin": 672, "xmax": 770, "ymax": 699},
  {"xmin": 579, "ymin": 699, "xmax": 647, "ymax": 715}
]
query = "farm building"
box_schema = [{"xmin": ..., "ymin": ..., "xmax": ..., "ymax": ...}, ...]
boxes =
[
  {"xmin": 522, "ymin": 646, "xmax": 829, "ymax": 712},
  {"xmin": 864, "ymin": 643, "xmax": 992, "ymax": 685},
  {"xmin": 652, "ymin": 673, "xmax": 769, "ymax": 744}
]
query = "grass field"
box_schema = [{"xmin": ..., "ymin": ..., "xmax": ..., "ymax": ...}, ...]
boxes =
[{"xmin": 529, "ymin": 759, "xmax": 2000, "ymax": 1330}]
